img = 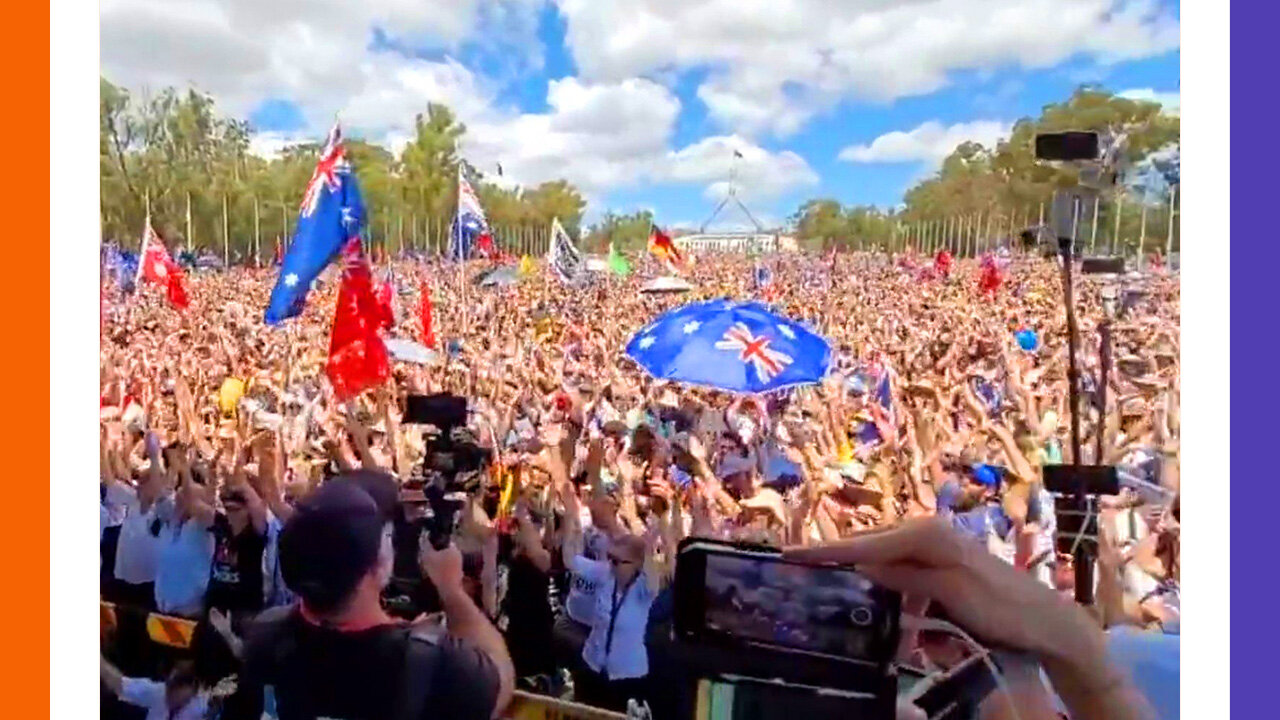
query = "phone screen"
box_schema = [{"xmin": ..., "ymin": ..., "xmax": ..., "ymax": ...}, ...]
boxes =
[{"xmin": 689, "ymin": 546, "xmax": 899, "ymax": 667}]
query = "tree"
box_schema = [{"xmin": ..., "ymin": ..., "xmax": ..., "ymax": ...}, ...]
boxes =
[
  {"xmin": 98, "ymin": 76, "xmax": 590, "ymax": 260},
  {"xmin": 584, "ymin": 210, "xmax": 654, "ymax": 253}
]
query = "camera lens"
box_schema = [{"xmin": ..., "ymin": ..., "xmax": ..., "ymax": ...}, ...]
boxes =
[{"xmin": 850, "ymin": 606, "xmax": 874, "ymax": 627}]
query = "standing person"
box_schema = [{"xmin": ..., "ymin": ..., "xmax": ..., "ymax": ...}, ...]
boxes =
[
  {"xmin": 222, "ymin": 472, "xmax": 514, "ymax": 720},
  {"xmin": 500, "ymin": 506, "xmax": 557, "ymax": 687},
  {"xmin": 109, "ymin": 432, "xmax": 171, "ymax": 610},
  {"xmin": 153, "ymin": 458, "xmax": 215, "ymax": 619},
  {"xmin": 192, "ymin": 483, "xmax": 269, "ymax": 682},
  {"xmin": 570, "ymin": 533, "xmax": 660, "ymax": 713}
]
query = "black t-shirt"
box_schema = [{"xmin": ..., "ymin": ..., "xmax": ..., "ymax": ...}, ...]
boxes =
[
  {"xmin": 499, "ymin": 537, "xmax": 554, "ymax": 677},
  {"xmin": 206, "ymin": 513, "xmax": 267, "ymax": 614},
  {"xmin": 223, "ymin": 606, "xmax": 500, "ymax": 720}
]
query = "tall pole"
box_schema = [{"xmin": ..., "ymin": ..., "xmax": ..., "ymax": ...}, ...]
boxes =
[
  {"xmin": 398, "ymin": 213, "xmax": 404, "ymax": 257},
  {"xmin": 1112, "ymin": 194, "xmax": 1124, "ymax": 256},
  {"xmin": 185, "ymin": 191, "xmax": 193, "ymax": 251},
  {"xmin": 253, "ymin": 196, "xmax": 261, "ymax": 267},
  {"xmin": 1089, "ymin": 196, "xmax": 1100, "ymax": 254},
  {"xmin": 1139, "ymin": 203, "xmax": 1149, "ymax": 256},
  {"xmin": 222, "ymin": 194, "xmax": 230, "ymax": 267},
  {"xmin": 1165, "ymin": 184, "xmax": 1178, "ymax": 258}
]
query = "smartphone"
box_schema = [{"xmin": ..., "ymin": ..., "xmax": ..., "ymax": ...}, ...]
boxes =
[{"xmin": 674, "ymin": 541, "xmax": 900, "ymax": 671}]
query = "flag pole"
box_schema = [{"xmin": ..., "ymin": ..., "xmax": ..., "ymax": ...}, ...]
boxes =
[
  {"xmin": 137, "ymin": 189, "xmax": 151, "ymax": 284},
  {"xmin": 222, "ymin": 193, "xmax": 230, "ymax": 267},
  {"xmin": 280, "ymin": 197, "xmax": 289, "ymax": 252},
  {"xmin": 254, "ymin": 196, "xmax": 261, "ymax": 267},
  {"xmin": 185, "ymin": 191, "xmax": 193, "ymax": 252}
]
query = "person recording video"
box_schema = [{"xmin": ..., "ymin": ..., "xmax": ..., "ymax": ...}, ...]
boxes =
[{"xmin": 221, "ymin": 471, "xmax": 514, "ymax": 720}]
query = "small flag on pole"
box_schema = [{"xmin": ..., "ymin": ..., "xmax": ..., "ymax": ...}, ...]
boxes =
[
  {"xmin": 547, "ymin": 217, "xmax": 585, "ymax": 285},
  {"xmin": 607, "ymin": 242, "xmax": 631, "ymax": 276},
  {"xmin": 138, "ymin": 221, "xmax": 190, "ymax": 310},
  {"xmin": 265, "ymin": 123, "xmax": 365, "ymax": 325},
  {"xmin": 648, "ymin": 226, "xmax": 685, "ymax": 273}
]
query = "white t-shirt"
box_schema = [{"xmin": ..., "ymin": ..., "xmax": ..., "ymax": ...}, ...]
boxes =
[
  {"xmin": 113, "ymin": 490, "xmax": 173, "ymax": 586},
  {"xmin": 565, "ymin": 525, "xmax": 610, "ymax": 625},
  {"xmin": 574, "ymin": 556, "xmax": 656, "ymax": 680},
  {"xmin": 119, "ymin": 677, "xmax": 208, "ymax": 720}
]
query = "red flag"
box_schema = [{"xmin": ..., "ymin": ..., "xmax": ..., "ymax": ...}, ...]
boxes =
[
  {"xmin": 648, "ymin": 227, "xmax": 684, "ymax": 271},
  {"xmin": 138, "ymin": 224, "xmax": 190, "ymax": 310},
  {"xmin": 979, "ymin": 254, "xmax": 1002, "ymax": 298},
  {"xmin": 326, "ymin": 240, "xmax": 390, "ymax": 401},
  {"xmin": 375, "ymin": 277, "xmax": 395, "ymax": 331},
  {"xmin": 419, "ymin": 281, "xmax": 436, "ymax": 349},
  {"xmin": 934, "ymin": 249, "xmax": 953, "ymax": 279}
]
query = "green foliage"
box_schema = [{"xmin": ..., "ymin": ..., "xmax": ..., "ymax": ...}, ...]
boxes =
[
  {"xmin": 99, "ymin": 78, "xmax": 587, "ymax": 259},
  {"xmin": 582, "ymin": 210, "xmax": 655, "ymax": 254},
  {"xmin": 792, "ymin": 86, "xmax": 1181, "ymax": 254}
]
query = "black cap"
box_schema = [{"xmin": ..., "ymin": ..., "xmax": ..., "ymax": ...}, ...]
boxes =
[
  {"xmin": 279, "ymin": 479, "xmax": 387, "ymax": 615},
  {"xmin": 328, "ymin": 470, "xmax": 399, "ymax": 522}
]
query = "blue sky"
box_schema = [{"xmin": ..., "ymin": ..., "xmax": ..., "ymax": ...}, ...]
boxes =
[{"xmin": 105, "ymin": 0, "xmax": 1180, "ymax": 230}]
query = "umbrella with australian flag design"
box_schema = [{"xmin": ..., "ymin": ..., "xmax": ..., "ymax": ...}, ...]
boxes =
[{"xmin": 625, "ymin": 299, "xmax": 832, "ymax": 394}]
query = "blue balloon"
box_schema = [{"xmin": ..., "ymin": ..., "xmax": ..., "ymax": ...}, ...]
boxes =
[
  {"xmin": 625, "ymin": 299, "xmax": 832, "ymax": 394},
  {"xmin": 1016, "ymin": 329, "xmax": 1039, "ymax": 351}
]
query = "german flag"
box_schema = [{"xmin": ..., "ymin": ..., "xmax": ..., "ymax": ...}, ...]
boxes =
[{"xmin": 648, "ymin": 227, "xmax": 685, "ymax": 272}]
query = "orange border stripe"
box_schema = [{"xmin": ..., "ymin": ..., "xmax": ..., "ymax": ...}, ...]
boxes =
[{"xmin": 1, "ymin": 2, "xmax": 50, "ymax": 715}]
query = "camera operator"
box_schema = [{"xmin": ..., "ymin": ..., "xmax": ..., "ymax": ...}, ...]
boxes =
[{"xmin": 222, "ymin": 471, "xmax": 514, "ymax": 720}]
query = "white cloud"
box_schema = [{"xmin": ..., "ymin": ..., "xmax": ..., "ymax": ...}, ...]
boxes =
[
  {"xmin": 246, "ymin": 132, "xmax": 312, "ymax": 160},
  {"xmin": 1118, "ymin": 87, "xmax": 1181, "ymax": 115},
  {"xmin": 101, "ymin": 0, "xmax": 821, "ymax": 207},
  {"xmin": 554, "ymin": 0, "xmax": 1180, "ymax": 136},
  {"xmin": 838, "ymin": 119, "xmax": 1013, "ymax": 167},
  {"xmin": 100, "ymin": 0, "xmax": 542, "ymax": 126},
  {"xmin": 663, "ymin": 135, "xmax": 819, "ymax": 201}
]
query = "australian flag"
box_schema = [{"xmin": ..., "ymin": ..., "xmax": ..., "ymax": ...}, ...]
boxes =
[
  {"xmin": 449, "ymin": 171, "xmax": 494, "ymax": 261},
  {"xmin": 264, "ymin": 123, "xmax": 366, "ymax": 325}
]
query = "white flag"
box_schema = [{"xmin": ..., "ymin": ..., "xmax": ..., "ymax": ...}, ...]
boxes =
[{"xmin": 546, "ymin": 217, "xmax": 584, "ymax": 285}]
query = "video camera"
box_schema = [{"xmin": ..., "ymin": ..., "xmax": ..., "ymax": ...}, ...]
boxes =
[{"xmin": 402, "ymin": 392, "xmax": 493, "ymax": 550}]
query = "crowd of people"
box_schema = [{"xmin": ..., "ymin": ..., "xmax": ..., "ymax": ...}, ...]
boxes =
[{"xmin": 98, "ymin": 246, "xmax": 1180, "ymax": 719}]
